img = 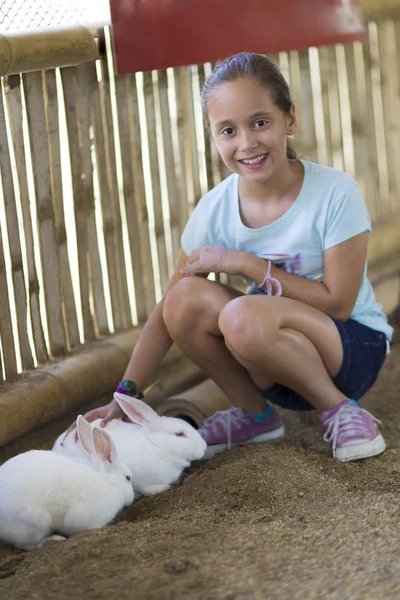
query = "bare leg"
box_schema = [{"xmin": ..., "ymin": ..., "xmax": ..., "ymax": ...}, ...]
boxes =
[
  {"xmin": 163, "ymin": 277, "xmax": 269, "ymax": 414},
  {"xmin": 219, "ymin": 295, "xmax": 347, "ymax": 411}
]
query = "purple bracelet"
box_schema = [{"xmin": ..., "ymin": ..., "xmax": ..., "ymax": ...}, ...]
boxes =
[{"xmin": 257, "ymin": 260, "xmax": 282, "ymax": 296}]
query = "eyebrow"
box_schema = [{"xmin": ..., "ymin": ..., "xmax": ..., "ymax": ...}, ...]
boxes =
[{"xmin": 214, "ymin": 111, "xmax": 274, "ymax": 129}]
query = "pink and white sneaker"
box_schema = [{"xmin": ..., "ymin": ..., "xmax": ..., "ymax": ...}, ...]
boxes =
[
  {"xmin": 320, "ymin": 399, "xmax": 386, "ymax": 462},
  {"xmin": 198, "ymin": 404, "xmax": 284, "ymax": 458}
]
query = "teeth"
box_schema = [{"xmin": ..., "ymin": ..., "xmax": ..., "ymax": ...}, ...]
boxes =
[{"xmin": 242, "ymin": 155, "xmax": 266, "ymax": 165}]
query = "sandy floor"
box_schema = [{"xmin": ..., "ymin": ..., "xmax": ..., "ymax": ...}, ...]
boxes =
[{"xmin": 0, "ymin": 326, "xmax": 399, "ymax": 600}]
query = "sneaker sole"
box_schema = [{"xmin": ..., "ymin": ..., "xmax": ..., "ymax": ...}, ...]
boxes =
[
  {"xmin": 334, "ymin": 434, "xmax": 386, "ymax": 462},
  {"xmin": 203, "ymin": 425, "xmax": 285, "ymax": 459}
]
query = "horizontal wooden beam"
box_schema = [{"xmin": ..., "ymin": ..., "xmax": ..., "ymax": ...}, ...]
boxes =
[
  {"xmin": 0, "ymin": 25, "xmax": 102, "ymax": 77},
  {"xmin": 361, "ymin": 0, "xmax": 400, "ymax": 20},
  {"xmin": 0, "ymin": 328, "xmax": 204, "ymax": 447}
]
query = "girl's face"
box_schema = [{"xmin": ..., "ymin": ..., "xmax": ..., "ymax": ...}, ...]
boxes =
[{"xmin": 208, "ymin": 77, "xmax": 297, "ymax": 185}]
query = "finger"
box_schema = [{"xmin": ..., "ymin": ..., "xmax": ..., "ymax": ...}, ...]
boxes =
[
  {"xmin": 180, "ymin": 264, "xmax": 197, "ymax": 275},
  {"xmin": 83, "ymin": 410, "xmax": 100, "ymax": 423},
  {"xmin": 187, "ymin": 249, "xmax": 200, "ymax": 264},
  {"xmin": 100, "ymin": 413, "xmax": 116, "ymax": 427}
]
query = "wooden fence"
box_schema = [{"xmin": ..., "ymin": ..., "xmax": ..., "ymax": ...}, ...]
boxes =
[{"xmin": 0, "ymin": 15, "xmax": 399, "ymax": 443}]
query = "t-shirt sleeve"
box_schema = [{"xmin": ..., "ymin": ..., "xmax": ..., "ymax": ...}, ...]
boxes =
[
  {"xmin": 181, "ymin": 202, "xmax": 215, "ymax": 256},
  {"xmin": 324, "ymin": 183, "xmax": 371, "ymax": 250}
]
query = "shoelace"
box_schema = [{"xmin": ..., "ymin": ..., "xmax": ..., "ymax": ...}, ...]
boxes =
[
  {"xmin": 202, "ymin": 407, "xmax": 250, "ymax": 450},
  {"xmin": 323, "ymin": 403, "xmax": 381, "ymax": 452}
]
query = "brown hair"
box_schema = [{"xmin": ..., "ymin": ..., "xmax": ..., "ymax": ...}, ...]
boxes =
[{"xmin": 202, "ymin": 52, "xmax": 297, "ymax": 160}]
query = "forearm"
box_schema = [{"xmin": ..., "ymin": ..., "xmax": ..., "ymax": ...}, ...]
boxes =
[
  {"xmin": 121, "ymin": 300, "xmax": 174, "ymax": 390},
  {"xmin": 241, "ymin": 253, "xmax": 350, "ymax": 321}
]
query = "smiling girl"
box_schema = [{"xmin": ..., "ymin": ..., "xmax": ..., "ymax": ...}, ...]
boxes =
[{"xmin": 73, "ymin": 52, "xmax": 392, "ymax": 463}]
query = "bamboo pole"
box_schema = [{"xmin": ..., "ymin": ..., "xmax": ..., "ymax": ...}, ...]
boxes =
[
  {"xmin": 361, "ymin": 34, "xmax": 380, "ymax": 220},
  {"xmin": 0, "ymin": 221, "xmax": 18, "ymax": 379},
  {"xmin": 173, "ymin": 67, "xmax": 191, "ymax": 228},
  {"xmin": 91, "ymin": 58, "xmax": 131, "ymax": 332},
  {"xmin": 143, "ymin": 70, "xmax": 170, "ymax": 293},
  {"xmin": 3, "ymin": 74, "xmax": 48, "ymax": 364},
  {"xmin": 114, "ymin": 73, "xmax": 147, "ymax": 324},
  {"xmin": 0, "ymin": 80, "xmax": 34, "ymax": 371},
  {"xmin": 157, "ymin": 68, "xmax": 181, "ymax": 266},
  {"xmin": 97, "ymin": 55, "xmax": 132, "ymax": 329},
  {"xmin": 196, "ymin": 64, "xmax": 217, "ymax": 192},
  {"xmin": 327, "ymin": 46, "xmax": 345, "ymax": 172},
  {"xmin": 23, "ymin": 71, "xmax": 67, "ymax": 357},
  {"xmin": 291, "ymin": 50, "xmax": 318, "ymax": 161},
  {"xmin": 76, "ymin": 63, "xmax": 110, "ymax": 336},
  {"xmin": 0, "ymin": 26, "xmax": 100, "ymax": 77},
  {"xmin": 43, "ymin": 69, "xmax": 80, "ymax": 350},
  {"xmin": 114, "ymin": 72, "xmax": 156, "ymax": 321},
  {"xmin": 317, "ymin": 47, "xmax": 334, "ymax": 167},
  {"xmin": 377, "ymin": 20, "xmax": 400, "ymax": 213},
  {"xmin": 368, "ymin": 22, "xmax": 391, "ymax": 219},
  {"xmin": 60, "ymin": 65, "xmax": 108, "ymax": 341}
]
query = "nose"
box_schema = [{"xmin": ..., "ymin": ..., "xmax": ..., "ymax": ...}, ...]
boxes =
[{"xmin": 238, "ymin": 130, "xmax": 259, "ymax": 153}]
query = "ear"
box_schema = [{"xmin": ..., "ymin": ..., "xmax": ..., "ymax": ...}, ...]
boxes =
[
  {"xmin": 76, "ymin": 415, "xmax": 94, "ymax": 455},
  {"xmin": 113, "ymin": 392, "xmax": 161, "ymax": 427},
  {"xmin": 287, "ymin": 104, "xmax": 297, "ymax": 135},
  {"xmin": 92, "ymin": 427, "xmax": 117, "ymax": 464}
]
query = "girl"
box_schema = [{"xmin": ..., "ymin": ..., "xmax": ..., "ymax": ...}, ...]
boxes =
[{"xmin": 70, "ymin": 53, "xmax": 392, "ymax": 462}]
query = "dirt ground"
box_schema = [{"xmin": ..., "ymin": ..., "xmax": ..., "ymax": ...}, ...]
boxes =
[{"xmin": 0, "ymin": 325, "xmax": 399, "ymax": 600}]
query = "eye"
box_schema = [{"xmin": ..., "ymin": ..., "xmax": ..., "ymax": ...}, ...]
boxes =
[
  {"xmin": 254, "ymin": 119, "xmax": 269, "ymax": 128},
  {"xmin": 125, "ymin": 475, "xmax": 131, "ymax": 482},
  {"xmin": 175, "ymin": 431, "xmax": 187, "ymax": 438},
  {"xmin": 221, "ymin": 126, "xmax": 235, "ymax": 136}
]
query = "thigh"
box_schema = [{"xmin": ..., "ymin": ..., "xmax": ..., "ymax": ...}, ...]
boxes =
[{"xmin": 240, "ymin": 295, "xmax": 344, "ymax": 377}]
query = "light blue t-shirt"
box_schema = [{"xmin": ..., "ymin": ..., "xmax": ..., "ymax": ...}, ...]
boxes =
[{"xmin": 181, "ymin": 160, "xmax": 393, "ymax": 341}]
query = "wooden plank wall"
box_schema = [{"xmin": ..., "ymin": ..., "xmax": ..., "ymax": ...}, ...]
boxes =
[{"xmin": 0, "ymin": 20, "xmax": 400, "ymax": 382}]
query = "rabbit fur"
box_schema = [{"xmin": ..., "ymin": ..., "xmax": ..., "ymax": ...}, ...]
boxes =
[
  {"xmin": 53, "ymin": 393, "xmax": 207, "ymax": 497},
  {"xmin": 0, "ymin": 416, "xmax": 134, "ymax": 550}
]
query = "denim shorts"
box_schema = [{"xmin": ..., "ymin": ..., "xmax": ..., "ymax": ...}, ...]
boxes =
[{"xmin": 262, "ymin": 318, "xmax": 388, "ymax": 411}]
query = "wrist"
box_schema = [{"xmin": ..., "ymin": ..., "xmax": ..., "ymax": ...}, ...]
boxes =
[
  {"xmin": 241, "ymin": 253, "xmax": 268, "ymax": 282},
  {"xmin": 115, "ymin": 379, "xmax": 144, "ymax": 399}
]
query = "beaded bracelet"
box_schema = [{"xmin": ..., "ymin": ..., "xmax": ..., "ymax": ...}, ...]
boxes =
[
  {"xmin": 257, "ymin": 260, "xmax": 282, "ymax": 297},
  {"xmin": 116, "ymin": 380, "xmax": 145, "ymax": 399}
]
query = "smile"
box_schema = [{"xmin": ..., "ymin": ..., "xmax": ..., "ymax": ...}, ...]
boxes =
[{"xmin": 238, "ymin": 153, "xmax": 268, "ymax": 168}]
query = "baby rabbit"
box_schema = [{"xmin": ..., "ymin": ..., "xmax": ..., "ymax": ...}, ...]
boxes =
[
  {"xmin": 0, "ymin": 416, "xmax": 134, "ymax": 550},
  {"xmin": 53, "ymin": 393, "xmax": 207, "ymax": 497}
]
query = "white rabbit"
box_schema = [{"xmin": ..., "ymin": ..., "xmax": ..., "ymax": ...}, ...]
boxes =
[
  {"xmin": 0, "ymin": 416, "xmax": 134, "ymax": 550},
  {"xmin": 53, "ymin": 392, "xmax": 207, "ymax": 497}
]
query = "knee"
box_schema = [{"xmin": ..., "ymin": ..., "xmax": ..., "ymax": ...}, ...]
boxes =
[
  {"xmin": 218, "ymin": 296, "xmax": 279, "ymax": 354},
  {"xmin": 162, "ymin": 277, "xmax": 212, "ymax": 334}
]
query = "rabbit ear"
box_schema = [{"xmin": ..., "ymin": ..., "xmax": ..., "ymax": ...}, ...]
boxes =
[
  {"xmin": 76, "ymin": 415, "xmax": 94, "ymax": 455},
  {"xmin": 113, "ymin": 392, "xmax": 161, "ymax": 427},
  {"xmin": 92, "ymin": 427, "xmax": 117, "ymax": 464}
]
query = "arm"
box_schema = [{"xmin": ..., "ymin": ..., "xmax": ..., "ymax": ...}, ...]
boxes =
[
  {"xmin": 241, "ymin": 231, "xmax": 368, "ymax": 321},
  {"xmin": 121, "ymin": 249, "xmax": 198, "ymax": 389},
  {"xmin": 67, "ymin": 249, "xmax": 207, "ymax": 429}
]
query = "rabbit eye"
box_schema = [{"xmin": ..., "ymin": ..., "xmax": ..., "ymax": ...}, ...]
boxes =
[
  {"xmin": 175, "ymin": 432, "xmax": 187, "ymax": 438},
  {"xmin": 126, "ymin": 475, "xmax": 131, "ymax": 482}
]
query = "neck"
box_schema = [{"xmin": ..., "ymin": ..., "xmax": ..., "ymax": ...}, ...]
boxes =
[{"xmin": 239, "ymin": 159, "xmax": 302, "ymax": 203}]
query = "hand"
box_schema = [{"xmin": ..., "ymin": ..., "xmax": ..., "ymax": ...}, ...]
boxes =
[
  {"xmin": 180, "ymin": 245, "xmax": 243, "ymax": 276},
  {"xmin": 60, "ymin": 399, "xmax": 126, "ymax": 445}
]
